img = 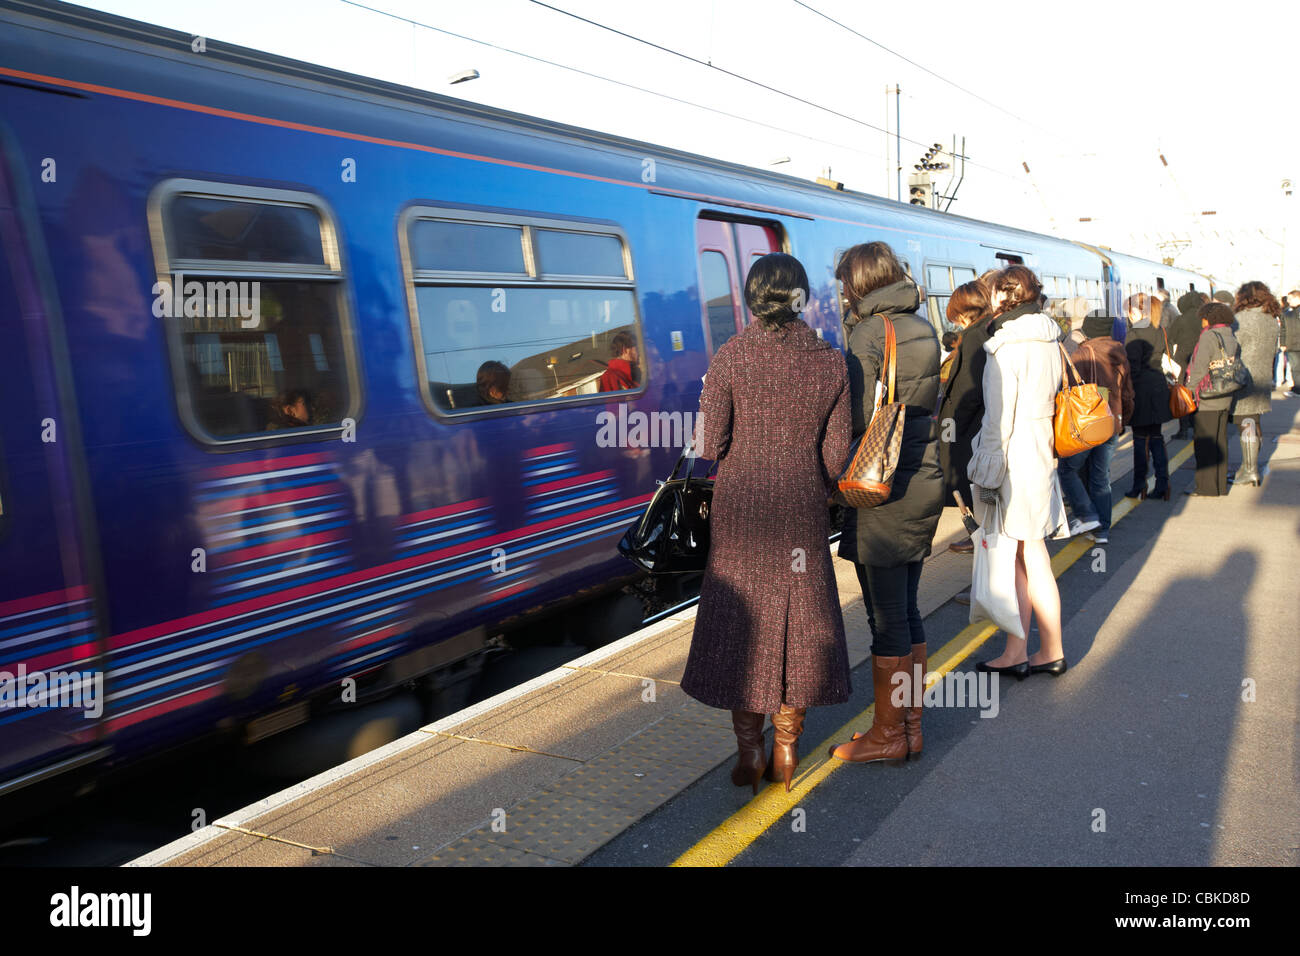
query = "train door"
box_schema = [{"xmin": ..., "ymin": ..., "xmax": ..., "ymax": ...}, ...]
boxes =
[
  {"xmin": 0, "ymin": 136, "xmax": 107, "ymax": 794},
  {"xmin": 695, "ymin": 218, "xmax": 781, "ymax": 356}
]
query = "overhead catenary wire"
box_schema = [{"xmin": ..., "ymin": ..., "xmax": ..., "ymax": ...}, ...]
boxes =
[
  {"xmin": 525, "ymin": 0, "xmax": 1029, "ymax": 185},
  {"xmin": 789, "ymin": 0, "xmax": 1081, "ymax": 151},
  {"xmin": 339, "ymin": 0, "xmax": 898, "ymax": 170}
]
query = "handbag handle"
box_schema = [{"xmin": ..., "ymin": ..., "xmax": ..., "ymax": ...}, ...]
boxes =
[
  {"xmin": 667, "ymin": 441, "xmax": 718, "ymax": 485},
  {"xmin": 1058, "ymin": 343, "xmax": 1084, "ymax": 387}
]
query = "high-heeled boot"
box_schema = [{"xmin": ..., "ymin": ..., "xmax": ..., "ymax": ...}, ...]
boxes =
[
  {"xmin": 729, "ymin": 710, "xmax": 767, "ymax": 794},
  {"xmin": 828, "ymin": 655, "xmax": 910, "ymax": 764},
  {"xmin": 765, "ymin": 703, "xmax": 806, "ymax": 793},
  {"xmin": 903, "ymin": 644, "xmax": 925, "ymax": 758},
  {"xmin": 1237, "ymin": 420, "xmax": 1261, "ymax": 486}
]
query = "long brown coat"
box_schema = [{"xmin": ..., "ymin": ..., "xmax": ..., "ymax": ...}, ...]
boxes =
[{"xmin": 680, "ymin": 319, "xmax": 852, "ymax": 712}]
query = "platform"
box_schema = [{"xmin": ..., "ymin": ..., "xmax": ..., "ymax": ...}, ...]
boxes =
[{"xmin": 129, "ymin": 402, "xmax": 1300, "ymax": 867}]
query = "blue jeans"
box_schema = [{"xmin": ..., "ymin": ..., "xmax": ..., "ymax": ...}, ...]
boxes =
[{"xmin": 1057, "ymin": 433, "xmax": 1118, "ymax": 532}]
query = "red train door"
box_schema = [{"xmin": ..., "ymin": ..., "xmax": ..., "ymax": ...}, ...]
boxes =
[{"xmin": 695, "ymin": 218, "xmax": 782, "ymax": 356}]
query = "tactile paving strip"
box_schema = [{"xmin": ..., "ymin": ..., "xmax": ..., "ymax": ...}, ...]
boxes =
[
  {"xmin": 543, "ymin": 748, "xmax": 714, "ymax": 814},
  {"xmin": 419, "ymin": 835, "xmax": 567, "ymax": 867},
  {"xmin": 462, "ymin": 790, "xmax": 642, "ymax": 864}
]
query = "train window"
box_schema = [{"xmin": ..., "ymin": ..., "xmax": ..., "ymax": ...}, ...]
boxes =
[
  {"xmin": 401, "ymin": 207, "xmax": 644, "ymax": 416},
  {"xmin": 149, "ymin": 181, "xmax": 359, "ymax": 444},
  {"xmin": 535, "ymin": 229, "xmax": 627, "ymax": 279},
  {"xmin": 952, "ymin": 267, "xmax": 976, "ymax": 287},
  {"xmin": 409, "ymin": 219, "xmax": 527, "ymax": 275},
  {"xmin": 701, "ymin": 251, "xmax": 737, "ymax": 352},
  {"xmin": 167, "ymin": 195, "xmax": 327, "ymax": 265}
]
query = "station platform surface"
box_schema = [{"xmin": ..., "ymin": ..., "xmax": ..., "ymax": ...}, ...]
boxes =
[{"xmin": 131, "ymin": 401, "xmax": 1300, "ymax": 867}]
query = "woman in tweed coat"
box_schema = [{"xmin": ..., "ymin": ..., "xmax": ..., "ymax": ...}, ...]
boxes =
[
  {"xmin": 1230, "ymin": 281, "xmax": 1281, "ymax": 486},
  {"xmin": 681, "ymin": 253, "xmax": 852, "ymax": 793}
]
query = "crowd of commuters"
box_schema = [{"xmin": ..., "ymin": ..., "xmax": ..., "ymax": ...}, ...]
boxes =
[{"xmin": 679, "ymin": 245, "xmax": 1293, "ymax": 792}]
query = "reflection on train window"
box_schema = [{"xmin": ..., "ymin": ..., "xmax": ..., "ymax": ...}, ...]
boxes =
[
  {"xmin": 701, "ymin": 251, "xmax": 737, "ymax": 352},
  {"xmin": 534, "ymin": 230, "xmax": 626, "ymax": 278},
  {"xmin": 180, "ymin": 283, "xmax": 351, "ymax": 436},
  {"xmin": 151, "ymin": 181, "xmax": 357, "ymax": 442},
  {"xmin": 167, "ymin": 196, "xmax": 327, "ymax": 265},
  {"xmin": 403, "ymin": 208, "xmax": 644, "ymax": 416}
]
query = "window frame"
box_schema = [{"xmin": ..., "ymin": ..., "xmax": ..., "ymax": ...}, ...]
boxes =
[
  {"xmin": 921, "ymin": 260, "xmax": 977, "ymax": 335},
  {"xmin": 398, "ymin": 205, "xmax": 645, "ymax": 421},
  {"xmin": 147, "ymin": 178, "xmax": 363, "ymax": 448}
]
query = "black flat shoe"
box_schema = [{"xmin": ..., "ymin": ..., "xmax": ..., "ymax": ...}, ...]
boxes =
[
  {"xmin": 976, "ymin": 659, "xmax": 1029, "ymax": 680},
  {"xmin": 1028, "ymin": 658, "xmax": 1068, "ymax": 676}
]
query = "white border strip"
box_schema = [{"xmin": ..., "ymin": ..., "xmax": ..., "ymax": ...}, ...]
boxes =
[{"xmin": 125, "ymin": 604, "xmax": 699, "ymax": 867}]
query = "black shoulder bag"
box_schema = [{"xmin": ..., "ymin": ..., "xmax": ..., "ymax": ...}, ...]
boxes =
[{"xmin": 617, "ymin": 445, "xmax": 716, "ymax": 575}]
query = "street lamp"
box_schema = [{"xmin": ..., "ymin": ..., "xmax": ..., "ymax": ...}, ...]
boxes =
[{"xmin": 448, "ymin": 69, "xmax": 480, "ymax": 85}]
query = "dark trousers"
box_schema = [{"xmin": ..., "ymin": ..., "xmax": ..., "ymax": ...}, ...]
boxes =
[
  {"xmin": 854, "ymin": 561, "xmax": 925, "ymax": 658},
  {"xmin": 1193, "ymin": 407, "xmax": 1230, "ymax": 495},
  {"xmin": 1131, "ymin": 423, "xmax": 1169, "ymax": 493}
]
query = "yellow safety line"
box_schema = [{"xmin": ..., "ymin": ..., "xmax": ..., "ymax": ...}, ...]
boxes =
[{"xmin": 671, "ymin": 443, "xmax": 1194, "ymax": 867}]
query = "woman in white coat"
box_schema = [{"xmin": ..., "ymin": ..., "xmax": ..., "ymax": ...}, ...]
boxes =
[{"xmin": 967, "ymin": 267, "xmax": 1070, "ymax": 679}]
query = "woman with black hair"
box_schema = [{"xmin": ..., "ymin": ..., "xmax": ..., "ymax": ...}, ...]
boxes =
[
  {"xmin": 1185, "ymin": 302, "xmax": 1240, "ymax": 496},
  {"xmin": 681, "ymin": 253, "xmax": 852, "ymax": 793},
  {"xmin": 1125, "ymin": 338, "xmax": 1172, "ymax": 500},
  {"xmin": 828, "ymin": 241, "xmax": 943, "ymax": 765}
]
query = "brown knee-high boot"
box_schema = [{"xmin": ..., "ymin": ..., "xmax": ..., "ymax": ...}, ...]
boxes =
[
  {"xmin": 903, "ymin": 645, "xmax": 925, "ymax": 757},
  {"xmin": 730, "ymin": 710, "xmax": 767, "ymax": 794},
  {"xmin": 828, "ymin": 655, "xmax": 909, "ymax": 764},
  {"xmin": 765, "ymin": 703, "xmax": 806, "ymax": 793}
]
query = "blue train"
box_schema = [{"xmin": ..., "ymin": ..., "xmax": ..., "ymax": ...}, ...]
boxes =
[{"xmin": 0, "ymin": 0, "xmax": 1211, "ymax": 798}]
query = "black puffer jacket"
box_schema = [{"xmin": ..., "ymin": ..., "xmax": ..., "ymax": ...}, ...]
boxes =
[
  {"xmin": 937, "ymin": 312, "xmax": 998, "ymax": 508},
  {"xmin": 837, "ymin": 279, "xmax": 944, "ymax": 568},
  {"xmin": 1126, "ymin": 339, "xmax": 1172, "ymax": 428},
  {"xmin": 1171, "ymin": 292, "xmax": 1205, "ymax": 377}
]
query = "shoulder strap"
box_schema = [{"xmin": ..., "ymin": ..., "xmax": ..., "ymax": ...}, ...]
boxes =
[
  {"xmin": 1161, "ymin": 326, "xmax": 1170, "ymax": 354},
  {"xmin": 881, "ymin": 315, "xmax": 897, "ymax": 404},
  {"xmin": 1058, "ymin": 342, "xmax": 1082, "ymax": 387}
]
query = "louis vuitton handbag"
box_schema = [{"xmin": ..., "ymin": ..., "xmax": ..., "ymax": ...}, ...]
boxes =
[
  {"xmin": 837, "ymin": 315, "xmax": 904, "ymax": 508},
  {"xmin": 618, "ymin": 445, "xmax": 715, "ymax": 575}
]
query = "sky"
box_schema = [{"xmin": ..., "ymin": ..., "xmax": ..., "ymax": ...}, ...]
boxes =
[{"xmin": 70, "ymin": 0, "xmax": 1300, "ymax": 289}]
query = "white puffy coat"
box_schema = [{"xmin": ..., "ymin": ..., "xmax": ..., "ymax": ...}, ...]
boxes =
[{"xmin": 967, "ymin": 311, "xmax": 1070, "ymax": 541}]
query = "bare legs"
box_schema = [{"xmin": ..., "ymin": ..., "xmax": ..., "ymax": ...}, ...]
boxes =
[{"xmin": 982, "ymin": 537, "xmax": 1063, "ymax": 667}]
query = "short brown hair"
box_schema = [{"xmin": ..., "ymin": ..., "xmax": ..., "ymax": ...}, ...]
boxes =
[
  {"xmin": 991, "ymin": 265, "xmax": 1042, "ymax": 315},
  {"xmin": 835, "ymin": 242, "xmax": 906, "ymax": 309},
  {"xmin": 610, "ymin": 330, "xmax": 636, "ymax": 357},
  {"xmin": 1234, "ymin": 280, "xmax": 1281, "ymax": 317},
  {"xmin": 1198, "ymin": 301, "xmax": 1234, "ymax": 328},
  {"xmin": 946, "ymin": 281, "xmax": 991, "ymax": 327}
]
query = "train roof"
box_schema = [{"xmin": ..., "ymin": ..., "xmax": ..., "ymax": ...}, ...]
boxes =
[{"xmin": 3, "ymin": 0, "xmax": 1205, "ymax": 284}]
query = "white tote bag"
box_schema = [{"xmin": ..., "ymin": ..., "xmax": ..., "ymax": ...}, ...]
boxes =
[{"xmin": 969, "ymin": 497, "xmax": 1025, "ymax": 639}]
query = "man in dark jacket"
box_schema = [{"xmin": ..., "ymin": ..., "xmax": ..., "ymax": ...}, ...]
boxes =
[
  {"xmin": 1056, "ymin": 315, "xmax": 1135, "ymax": 544},
  {"xmin": 1282, "ymin": 291, "xmax": 1300, "ymax": 394},
  {"xmin": 937, "ymin": 313, "xmax": 1008, "ymax": 506}
]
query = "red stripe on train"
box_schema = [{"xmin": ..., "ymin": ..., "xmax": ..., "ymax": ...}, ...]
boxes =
[
  {"xmin": 105, "ymin": 685, "xmax": 225, "ymax": 733},
  {"xmin": 400, "ymin": 497, "xmax": 492, "ymax": 527},
  {"xmin": 530, "ymin": 470, "xmax": 615, "ymax": 495},
  {"xmin": 523, "ymin": 443, "xmax": 573, "ymax": 458},
  {"xmin": 214, "ymin": 483, "xmax": 341, "ymax": 512},
  {"xmin": 0, "ymin": 586, "xmax": 89, "ymax": 619},
  {"xmin": 108, "ymin": 494, "xmax": 653, "ymax": 651},
  {"xmin": 205, "ymin": 452, "xmax": 330, "ymax": 480}
]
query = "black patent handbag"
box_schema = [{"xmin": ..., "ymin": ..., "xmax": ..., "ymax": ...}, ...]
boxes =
[{"xmin": 617, "ymin": 445, "xmax": 715, "ymax": 575}]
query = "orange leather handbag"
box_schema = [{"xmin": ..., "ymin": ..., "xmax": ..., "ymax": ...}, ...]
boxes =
[
  {"xmin": 1054, "ymin": 343, "xmax": 1116, "ymax": 458},
  {"xmin": 837, "ymin": 315, "xmax": 904, "ymax": 508},
  {"xmin": 1163, "ymin": 327, "xmax": 1197, "ymax": 417}
]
